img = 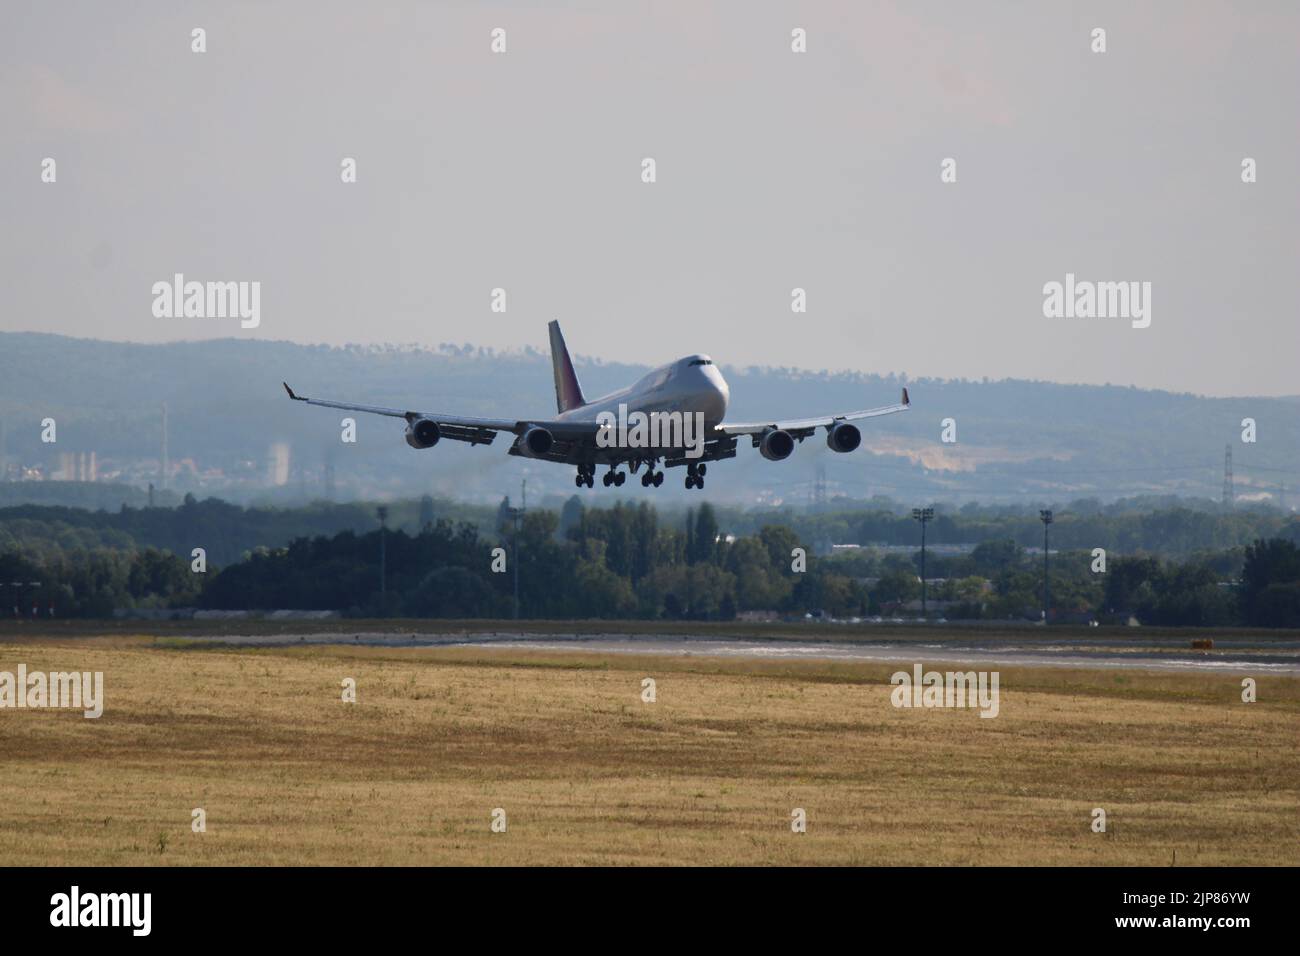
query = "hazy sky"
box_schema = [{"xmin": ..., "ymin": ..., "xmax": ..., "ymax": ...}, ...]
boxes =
[{"xmin": 2, "ymin": 1, "xmax": 1297, "ymax": 396}]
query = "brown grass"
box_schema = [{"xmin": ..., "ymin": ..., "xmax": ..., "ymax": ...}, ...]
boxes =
[{"xmin": 0, "ymin": 635, "xmax": 1296, "ymax": 865}]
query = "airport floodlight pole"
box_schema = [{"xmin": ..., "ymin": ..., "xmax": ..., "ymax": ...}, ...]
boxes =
[
  {"xmin": 376, "ymin": 505, "xmax": 389, "ymax": 613},
  {"xmin": 1039, "ymin": 509, "xmax": 1053, "ymax": 624},
  {"xmin": 911, "ymin": 507, "xmax": 934, "ymax": 618}
]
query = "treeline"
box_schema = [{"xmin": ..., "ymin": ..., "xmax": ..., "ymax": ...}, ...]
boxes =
[
  {"xmin": 718, "ymin": 502, "xmax": 1300, "ymax": 556},
  {"xmin": 0, "ymin": 548, "xmax": 203, "ymax": 618},
  {"xmin": 0, "ymin": 495, "xmax": 460, "ymax": 567},
  {"xmin": 3, "ymin": 495, "xmax": 1298, "ymax": 570},
  {"xmin": 3, "ymin": 499, "xmax": 1300, "ymax": 626}
]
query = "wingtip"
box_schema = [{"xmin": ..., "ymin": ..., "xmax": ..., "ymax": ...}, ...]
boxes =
[
  {"xmin": 902, "ymin": 387, "xmax": 910, "ymax": 406},
  {"xmin": 283, "ymin": 382, "xmax": 298, "ymax": 400}
]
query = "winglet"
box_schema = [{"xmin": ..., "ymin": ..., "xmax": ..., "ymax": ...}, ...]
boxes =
[
  {"xmin": 283, "ymin": 382, "xmax": 303, "ymax": 401},
  {"xmin": 902, "ymin": 387, "xmax": 910, "ymax": 406}
]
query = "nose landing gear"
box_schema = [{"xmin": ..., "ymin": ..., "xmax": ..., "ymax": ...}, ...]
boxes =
[
  {"xmin": 685, "ymin": 462, "xmax": 706, "ymax": 490},
  {"xmin": 575, "ymin": 464, "xmax": 595, "ymax": 488}
]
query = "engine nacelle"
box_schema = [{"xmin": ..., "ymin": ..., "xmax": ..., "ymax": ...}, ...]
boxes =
[
  {"xmin": 758, "ymin": 428, "xmax": 796, "ymax": 462},
  {"xmin": 519, "ymin": 425, "xmax": 554, "ymax": 458},
  {"xmin": 404, "ymin": 418, "xmax": 441, "ymax": 449},
  {"xmin": 826, "ymin": 421, "xmax": 862, "ymax": 453}
]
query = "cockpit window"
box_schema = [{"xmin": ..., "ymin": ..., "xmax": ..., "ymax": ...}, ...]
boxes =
[{"xmin": 689, "ymin": 359, "xmax": 712, "ymax": 366}]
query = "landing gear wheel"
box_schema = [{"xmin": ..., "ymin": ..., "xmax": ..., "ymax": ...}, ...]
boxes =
[
  {"xmin": 575, "ymin": 475, "xmax": 583, "ymax": 487},
  {"xmin": 653, "ymin": 472, "xmax": 664, "ymax": 487},
  {"xmin": 614, "ymin": 471, "xmax": 626, "ymax": 486},
  {"xmin": 641, "ymin": 472, "xmax": 652, "ymax": 487},
  {"xmin": 602, "ymin": 472, "xmax": 613, "ymax": 487},
  {"xmin": 698, "ymin": 464, "xmax": 707, "ymax": 477}
]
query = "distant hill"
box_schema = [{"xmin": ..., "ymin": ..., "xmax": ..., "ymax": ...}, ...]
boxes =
[{"xmin": 0, "ymin": 332, "xmax": 1296, "ymax": 507}]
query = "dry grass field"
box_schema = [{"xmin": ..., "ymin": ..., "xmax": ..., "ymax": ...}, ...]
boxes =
[{"xmin": 1, "ymin": 634, "xmax": 1297, "ymax": 865}]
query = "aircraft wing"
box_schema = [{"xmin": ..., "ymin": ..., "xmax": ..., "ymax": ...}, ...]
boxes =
[
  {"xmin": 283, "ymin": 382, "xmax": 523, "ymax": 445},
  {"xmin": 715, "ymin": 388, "xmax": 910, "ymax": 438}
]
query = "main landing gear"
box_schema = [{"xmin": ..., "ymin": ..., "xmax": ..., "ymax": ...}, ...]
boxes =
[
  {"xmin": 685, "ymin": 462, "xmax": 707, "ymax": 490},
  {"xmin": 577, "ymin": 462, "xmax": 667, "ymax": 488}
]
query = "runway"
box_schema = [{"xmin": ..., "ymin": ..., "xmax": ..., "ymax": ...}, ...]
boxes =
[
  {"xmin": 473, "ymin": 637, "xmax": 1300, "ymax": 674},
  {"xmin": 198, "ymin": 631, "xmax": 1300, "ymax": 675}
]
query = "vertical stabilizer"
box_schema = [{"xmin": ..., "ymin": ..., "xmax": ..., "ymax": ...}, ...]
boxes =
[{"xmin": 548, "ymin": 320, "xmax": 587, "ymax": 413}]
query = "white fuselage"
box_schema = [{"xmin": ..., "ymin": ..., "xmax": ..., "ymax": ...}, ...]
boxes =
[{"xmin": 556, "ymin": 353, "xmax": 730, "ymax": 430}]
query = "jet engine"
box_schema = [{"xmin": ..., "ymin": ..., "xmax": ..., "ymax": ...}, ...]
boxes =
[
  {"xmin": 404, "ymin": 418, "xmax": 441, "ymax": 449},
  {"xmin": 826, "ymin": 421, "xmax": 862, "ymax": 453},
  {"xmin": 519, "ymin": 425, "xmax": 555, "ymax": 458},
  {"xmin": 758, "ymin": 428, "xmax": 796, "ymax": 461}
]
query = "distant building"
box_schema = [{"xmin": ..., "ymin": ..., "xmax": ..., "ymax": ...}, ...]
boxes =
[{"xmin": 267, "ymin": 442, "xmax": 291, "ymax": 486}]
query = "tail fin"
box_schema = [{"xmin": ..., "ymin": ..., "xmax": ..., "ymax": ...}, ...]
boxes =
[{"xmin": 548, "ymin": 320, "xmax": 587, "ymax": 413}]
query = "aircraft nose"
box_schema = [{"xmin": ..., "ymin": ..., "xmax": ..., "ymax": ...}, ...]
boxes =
[{"xmin": 701, "ymin": 366, "xmax": 729, "ymax": 423}]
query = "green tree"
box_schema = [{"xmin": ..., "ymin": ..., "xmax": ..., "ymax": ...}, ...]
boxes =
[
  {"xmin": 692, "ymin": 503, "xmax": 719, "ymax": 565},
  {"xmin": 970, "ymin": 538, "xmax": 1022, "ymax": 574},
  {"xmin": 873, "ymin": 568, "xmax": 919, "ymax": 607},
  {"xmin": 1240, "ymin": 538, "xmax": 1300, "ymax": 627},
  {"xmin": 758, "ymin": 525, "xmax": 801, "ymax": 575}
]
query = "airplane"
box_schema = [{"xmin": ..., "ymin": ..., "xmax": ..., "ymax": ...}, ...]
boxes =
[{"xmin": 283, "ymin": 320, "xmax": 910, "ymax": 490}]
